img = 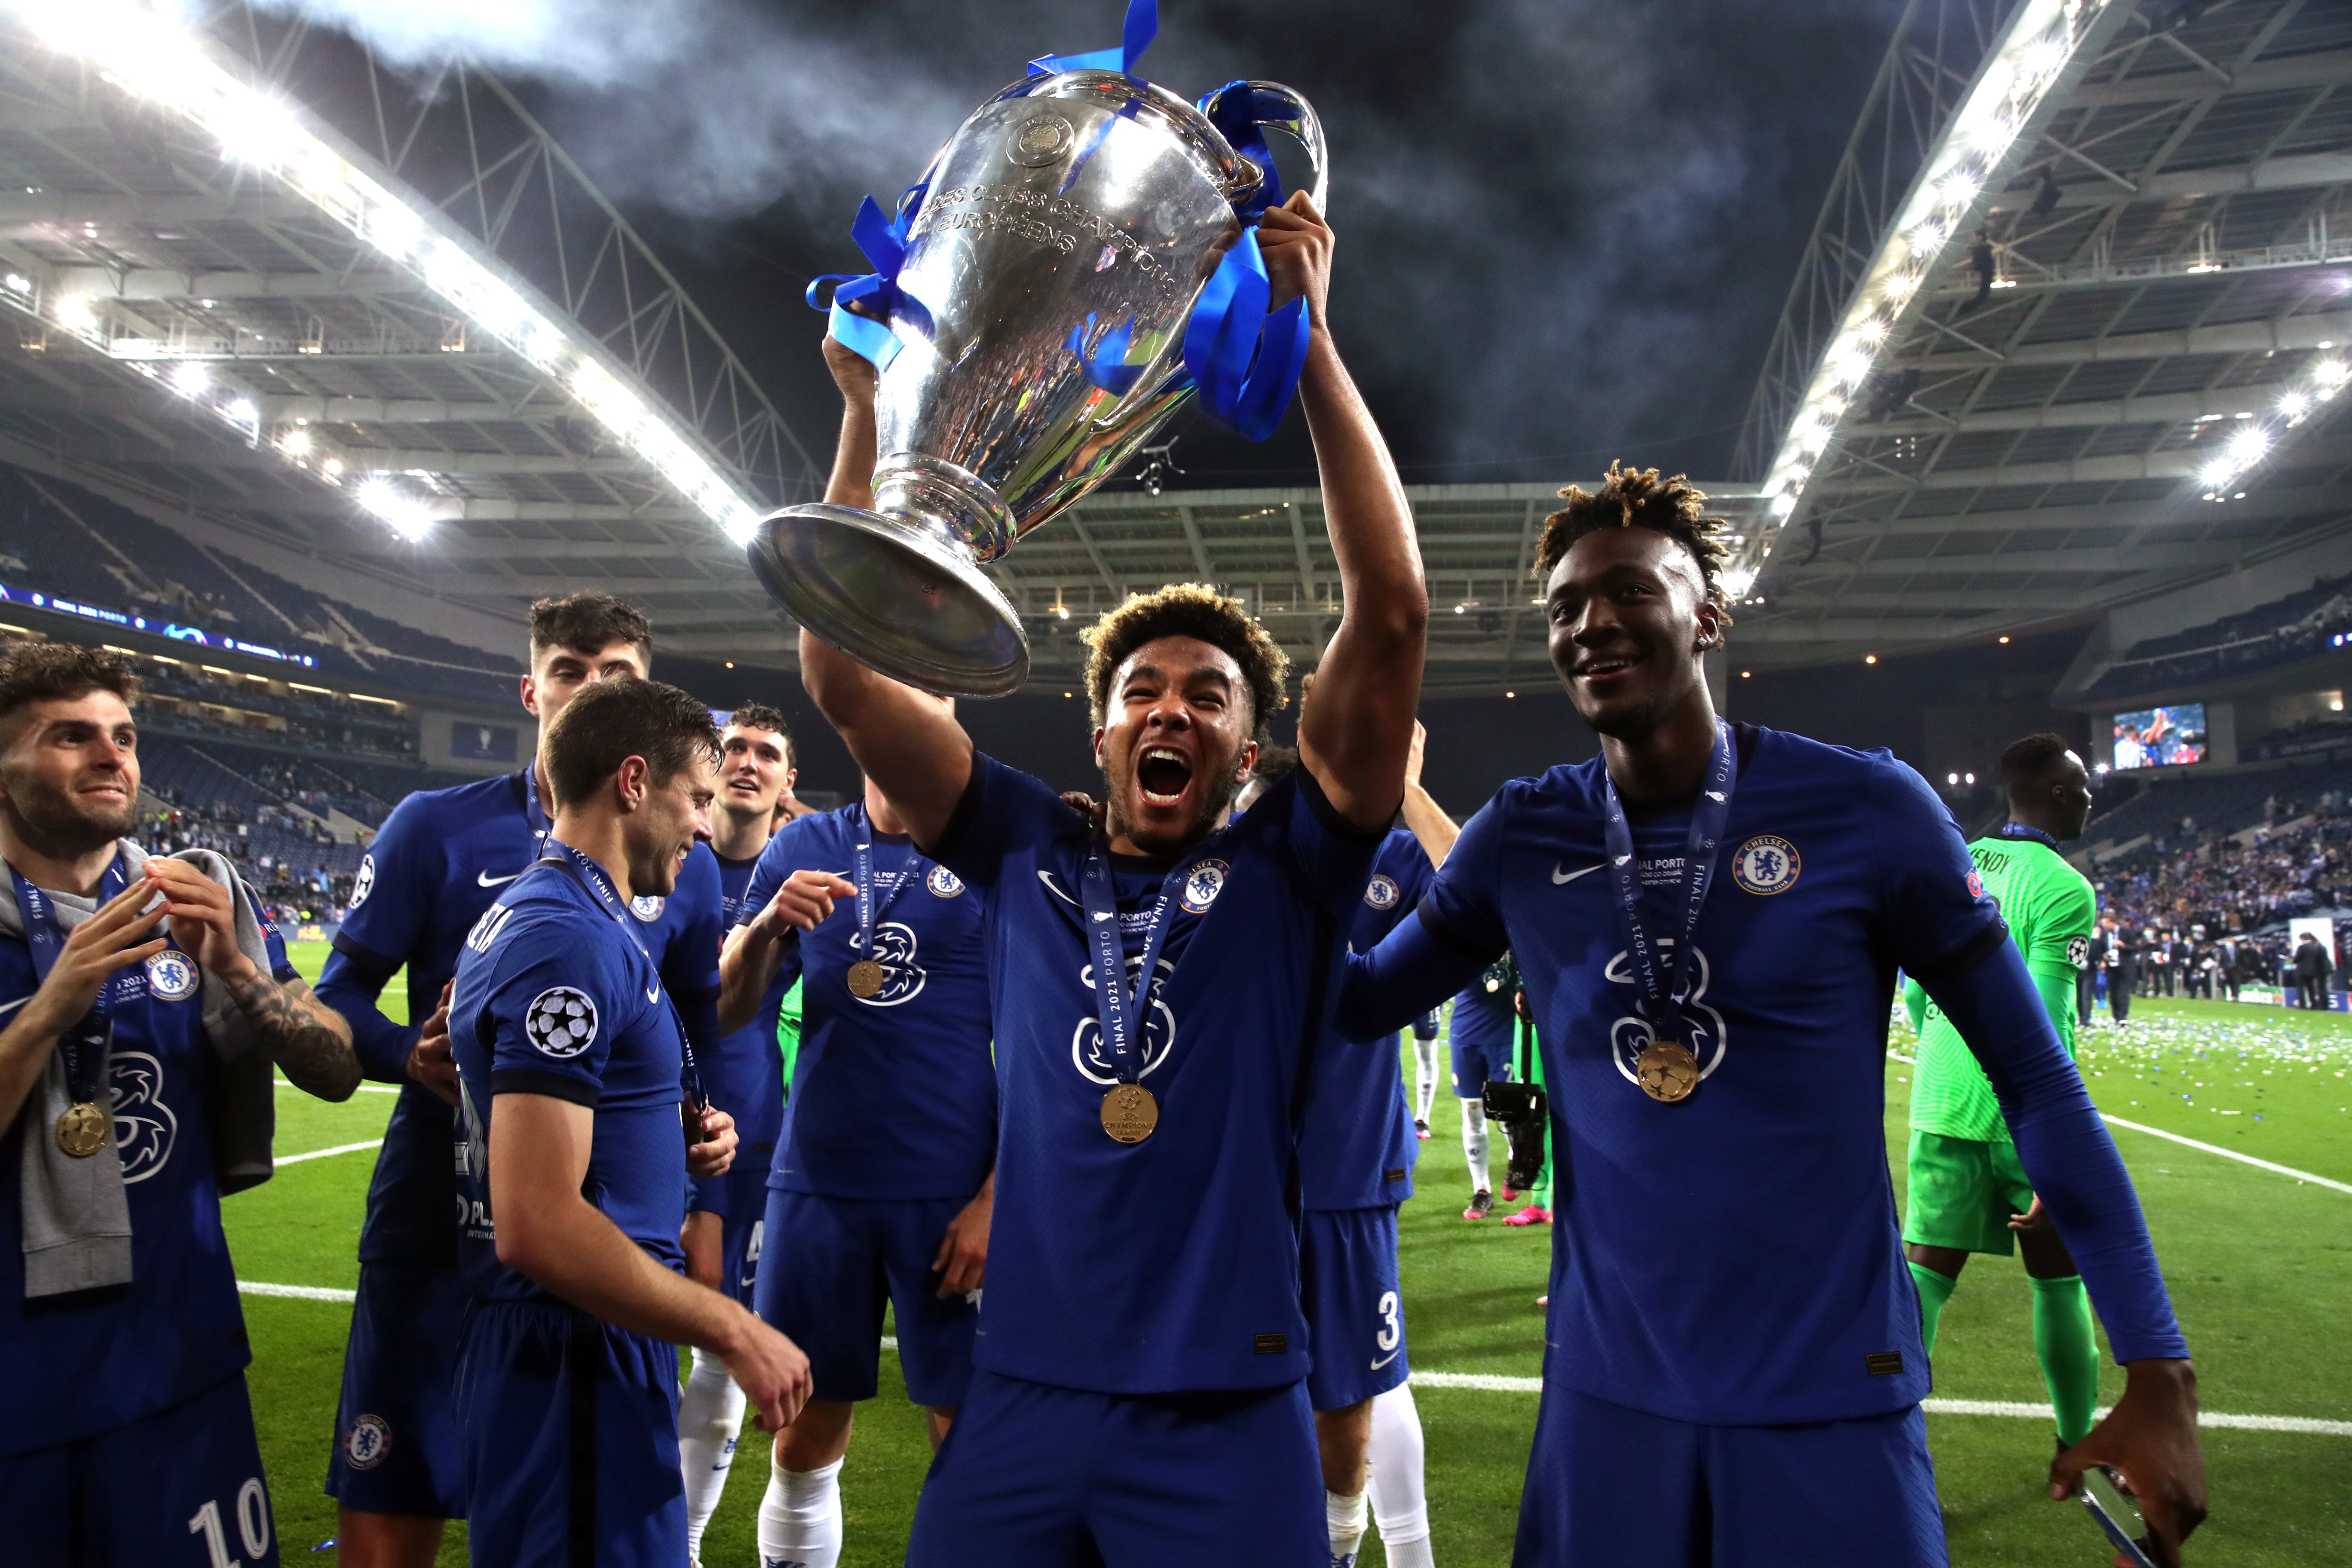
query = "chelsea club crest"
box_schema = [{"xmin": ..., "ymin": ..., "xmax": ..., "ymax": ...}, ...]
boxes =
[
  {"xmin": 926, "ymin": 864, "xmax": 966, "ymax": 898},
  {"xmin": 628, "ymin": 895, "xmax": 665, "ymax": 922},
  {"xmin": 1179, "ymin": 859, "xmax": 1228, "ymax": 914},
  {"xmin": 1730, "ymin": 835, "xmax": 1800, "ymax": 896},
  {"xmin": 144, "ymin": 949, "xmax": 199, "ymax": 1001},
  {"xmin": 1363, "ymin": 873, "xmax": 1400, "ymax": 910}
]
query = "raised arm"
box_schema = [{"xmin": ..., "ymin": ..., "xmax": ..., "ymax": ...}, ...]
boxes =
[
  {"xmin": 1399, "ymin": 723, "xmax": 1460, "ymax": 867},
  {"xmin": 796, "ymin": 336, "xmax": 974, "ymax": 849},
  {"xmin": 1258, "ymin": 194, "xmax": 1429, "ymax": 831}
]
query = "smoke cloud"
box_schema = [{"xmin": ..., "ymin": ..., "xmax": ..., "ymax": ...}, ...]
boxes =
[{"xmin": 257, "ymin": 0, "xmax": 1905, "ymax": 483}]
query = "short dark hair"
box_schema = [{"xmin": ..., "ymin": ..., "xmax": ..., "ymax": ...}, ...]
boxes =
[
  {"xmin": 2001, "ymin": 732, "xmax": 2077, "ymax": 794},
  {"xmin": 529, "ymin": 592, "xmax": 653, "ymax": 666},
  {"xmin": 1081, "ymin": 584, "xmax": 1289, "ymax": 741},
  {"xmin": 0, "ymin": 642, "xmax": 140, "ymax": 742},
  {"xmin": 1535, "ymin": 463, "xmax": 1736, "ymax": 625},
  {"xmin": 724, "ymin": 701, "xmax": 793, "ymax": 763},
  {"xmin": 542, "ymin": 679, "xmax": 719, "ymax": 810},
  {"xmin": 1248, "ymin": 744, "xmax": 1299, "ymax": 787}
]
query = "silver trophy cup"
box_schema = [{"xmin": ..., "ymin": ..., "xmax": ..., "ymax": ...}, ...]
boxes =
[{"xmin": 747, "ymin": 70, "xmax": 1327, "ymax": 696}]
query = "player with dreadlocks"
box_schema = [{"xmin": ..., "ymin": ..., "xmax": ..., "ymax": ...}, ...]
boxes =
[{"xmin": 1332, "ymin": 464, "xmax": 2209, "ymax": 1566}]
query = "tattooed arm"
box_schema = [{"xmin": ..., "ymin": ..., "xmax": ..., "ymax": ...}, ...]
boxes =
[
  {"xmin": 222, "ymin": 968, "xmax": 361, "ymax": 1102},
  {"xmin": 142, "ymin": 860, "xmax": 361, "ymax": 1102}
]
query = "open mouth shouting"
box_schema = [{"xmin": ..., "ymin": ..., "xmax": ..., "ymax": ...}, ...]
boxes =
[{"xmin": 1134, "ymin": 744, "xmax": 1195, "ymax": 810}]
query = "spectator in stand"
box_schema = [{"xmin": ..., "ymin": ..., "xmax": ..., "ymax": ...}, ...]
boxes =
[
  {"xmin": 2293, "ymin": 932, "xmax": 2333, "ymax": 1010},
  {"xmin": 2109, "ymin": 922, "xmax": 2138, "ymax": 1023}
]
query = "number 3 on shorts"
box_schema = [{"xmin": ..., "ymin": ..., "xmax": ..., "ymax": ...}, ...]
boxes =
[
  {"xmin": 1376, "ymin": 1289, "xmax": 1402, "ymax": 1353},
  {"xmin": 188, "ymin": 1478, "xmax": 272, "ymax": 1568}
]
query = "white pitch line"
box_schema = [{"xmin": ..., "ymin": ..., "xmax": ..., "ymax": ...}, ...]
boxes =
[
  {"xmin": 1403, "ymin": 1376, "xmax": 2350, "ymax": 1434},
  {"xmin": 2101, "ymin": 1115, "xmax": 2352, "ymax": 1195},
  {"xmin": 273, "ymin": 1139, "xmax": 382, "ymax": 1166},
  {"xmin": 239, "ymin": 1280, "xmax": 357, "ymax": 1302}
]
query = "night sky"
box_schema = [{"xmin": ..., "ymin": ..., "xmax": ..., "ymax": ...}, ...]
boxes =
[{"xmin": 276, "ymin": 0, "xmax": 1908, "ymax": 490}]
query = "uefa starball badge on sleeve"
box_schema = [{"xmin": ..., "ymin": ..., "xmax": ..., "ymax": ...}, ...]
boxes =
[{"xmin": 747, "ymin": 0, "xmax": 1327, "ymax": 696}]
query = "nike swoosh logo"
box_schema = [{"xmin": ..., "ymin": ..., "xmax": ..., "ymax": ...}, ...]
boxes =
[
  {"xmin": 1552, "ymin": 864, "xmax": 1602, "ymax": 885},
  {"xmin": 1369, "ymin": 1348, "xmax": 1402, "ymax": 1370},
  {"xmin": 477, "ymin": 870, "xmax": 521, "ymax": 887},
  {"xmin": 1036, "ymin": 870, "xmax": 1079, "ymax": 908},
  {"xmin": 646, "ymin": 984, "xmax": 662, "ymax": 1003}
]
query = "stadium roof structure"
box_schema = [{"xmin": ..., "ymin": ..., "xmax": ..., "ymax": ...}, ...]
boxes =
[
  {"xmin": 0, "ymin": 2, "xmax": 821, "ymax": 655},
  {"xmin": 1733, "ymin": 0, "xmax": 2352, "ymax": 669}
]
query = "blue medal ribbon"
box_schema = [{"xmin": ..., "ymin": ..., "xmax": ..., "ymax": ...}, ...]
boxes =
[
  {"xmin": 1599, "ymin": 722, "xmax": 1737, "ymax": 1053},
  {"xmin": 536, "ymin": 840, "xmax": 707, "ymax": 1118},
  {"xmin": 1996, "ymin": 823, "xmax": 2061, "ymax": 852},
  {"xmin": 1077, "ymin": 841, "xmax": 1202, "ymax": 1088},
  {"xmin": 850, "ymin": 830, "xmax": 920, "ymax": 974},
  {"xmin": 9, "ymin": 855, "xmax": 134, "ymax": 1109}
]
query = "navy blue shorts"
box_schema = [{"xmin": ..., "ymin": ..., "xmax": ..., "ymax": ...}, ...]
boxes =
[
  {"xmin": 1300, "ymin": 1206, "xmax": 1409, "ymax": 1411},
  {"xmin": 751, "ymin": 1188, "xmax": 977, "ymax": 1407},
  {"xmin": 453, "ymin": 1299, "xmax": 684, "ymax": 1568},
  {"xmin": 906, "ymin": 1368, "xmax": 1324, "ymax": 1566},
  {"xmin": 718, "ymin": 1161, "xmax": 769, "ymax": 1308},
  {"xmin": 1513, "ymin": 1384, "xmax": 1945, "ymax": 1567},
  {"xmin": 325, "ymin": 1257, "xmax": 469, "ymax": 1519},
  {"xmin": 1450, "ymin": 1036, "xmax": 1516, "ymax": 1097},
  {"xmin": 0, "ymin": 1371, "xmax": 278, "ymax": 1567}
]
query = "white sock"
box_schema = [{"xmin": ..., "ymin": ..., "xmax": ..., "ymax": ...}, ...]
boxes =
[
  {"xmin": 677, "ymin": 1347, "xmax": 747, "ymax": 1559},
  {"xmin": 758, "ymin": 1455, "xmax": 844, "ymax": 1568},
  {"xmin": 1368, "ymin": 1382, "xmax": 1434, "ymax": 1568},
  {"xmin": 1325, "ymin": 1486, "xmax": 1368, "ymax": 1568},
  {"xmin": 1413, "ymin": 1035, "xmax": 1439, "ymax": 1121},
  {"xmin": 1460, "ymin": 1098, "xmax": 1490, "ymax": 1193}
]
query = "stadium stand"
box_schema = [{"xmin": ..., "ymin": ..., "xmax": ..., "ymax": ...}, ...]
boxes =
[
  {"xmin": 2083, "ymin": 572, "xmax": 2352, "ymax": 701},
  {"xmin": 0, "ymin": 464, "xmax": 521, "ymax": 707}
]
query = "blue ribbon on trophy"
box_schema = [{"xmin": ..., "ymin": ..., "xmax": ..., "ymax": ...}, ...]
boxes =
[
  {"xmin": 1029, "ymin": 0, "xmax": 1158, "ymax": 76},
  {"xmin": 802, "ymin": 181, "xmax": 930, "ymax": 373},
  {"xmin": 808, "ymin": 0, "xmax": 1311, "ymax": 442}
]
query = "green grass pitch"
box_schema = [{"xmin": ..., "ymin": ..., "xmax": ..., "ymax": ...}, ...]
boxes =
[{"xmin": 235, "ymin": 945, "xmax": 2350, "ymax": 1563}]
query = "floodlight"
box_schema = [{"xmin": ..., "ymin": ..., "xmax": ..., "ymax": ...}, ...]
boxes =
[
  {"xmin": 169, "ymin": 360, "xmax": 208, "ymax": 397},
  {"xmin": 355, "ymin": 475, "xmax": 435, "ymax": 541}
]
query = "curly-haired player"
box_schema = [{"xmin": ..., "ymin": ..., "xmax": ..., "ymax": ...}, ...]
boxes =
[
  {"xmin": 1335, "ymin": 464, "xmax": 2207, "ymax": 1565},
  {"xmin": 798, "ymin": 190, "xmax": 1428, "ymax": 1566}
]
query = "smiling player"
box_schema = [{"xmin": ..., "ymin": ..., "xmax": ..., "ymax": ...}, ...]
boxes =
[
  {"xmin": 1335, "ymin": 465, "xmax": 2207, "ymax": 1567},
  {"xmin": 0, "ymin": 643, "xmax": 358, "ymax": 1568},
  {"xmin": 317, "ymin": 594, "xmax": 727, "ymax": 1568},
  {"xmin": 796, "ymin": 189, "xmax": 1427, "ymax": 1565},
  {"xmin": 447, "ymin": 678, "xmax": 808, "ymax": 1568}
]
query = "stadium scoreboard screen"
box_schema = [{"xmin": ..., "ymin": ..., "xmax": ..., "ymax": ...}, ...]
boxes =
[{"xmin": 2111, "ymin": 703, "xmax": 2206, "ymax": 769}]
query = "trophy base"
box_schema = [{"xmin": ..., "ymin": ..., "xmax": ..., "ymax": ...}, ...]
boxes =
[{"xmin": 746, "ymin": 503, "xmax": 1031, "ymax": 697}]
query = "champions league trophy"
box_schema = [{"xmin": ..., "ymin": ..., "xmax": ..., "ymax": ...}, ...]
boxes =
[{"xmin": 746, "ymin": 0, "xmax": 1326, "ymax": 696}]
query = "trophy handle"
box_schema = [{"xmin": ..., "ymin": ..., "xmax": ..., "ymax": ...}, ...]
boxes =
[{"xmin": 1203, "ymin": 80, "xmax": 1329, "ymax": 212}]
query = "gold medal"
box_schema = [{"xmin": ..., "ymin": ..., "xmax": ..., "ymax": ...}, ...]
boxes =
[
  {"xmin": 1100, "ymin": 1082, "xmax": 1159, "ymax": 1144},
  {"xmin": 1635, "ymin": 1041, "xmax": 1700, "ymax": 1103},
  {"xmin": 846, "ymin": 959, "xmax": 885, "ymax": 998},
  {"xmin": 55, "ymin": 1101, "xmax": 109, "ymax": 1158}
]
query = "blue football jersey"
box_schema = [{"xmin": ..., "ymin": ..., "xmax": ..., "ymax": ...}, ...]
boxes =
[
  {"xmin": 319, "ymin": 768, "xmax": 723, "ymax": 1265},
  {"xmin": 695, "ymin": 848, "xmax": 789, "ymax": 1216},
  {"xmin": 1412, "ymin": 725, "xmax": 2004, "ymax": 1425},
  {"xmin": 1298, "ymin": 829, "xmax": 1432, "ymax": 1211},
  {"xmin": 741, "ymin": 803, "xmax": 994, "ymax": 1202},
  {"xmin": 448, "ymin": 849, "xmax": 692, "ymax": 1301},
  {"xmin": 929, "ymin": 752, "xmax": 1380, "ymax": 1395},
  {"xmin": 0, "ymin": 865, "xmax": 290, "ymax": 1455}
]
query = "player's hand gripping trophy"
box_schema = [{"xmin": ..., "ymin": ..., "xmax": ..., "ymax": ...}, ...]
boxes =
[{"xmin": 745, "ymin": 0, "xmax": 1326, "ymax": 695}]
